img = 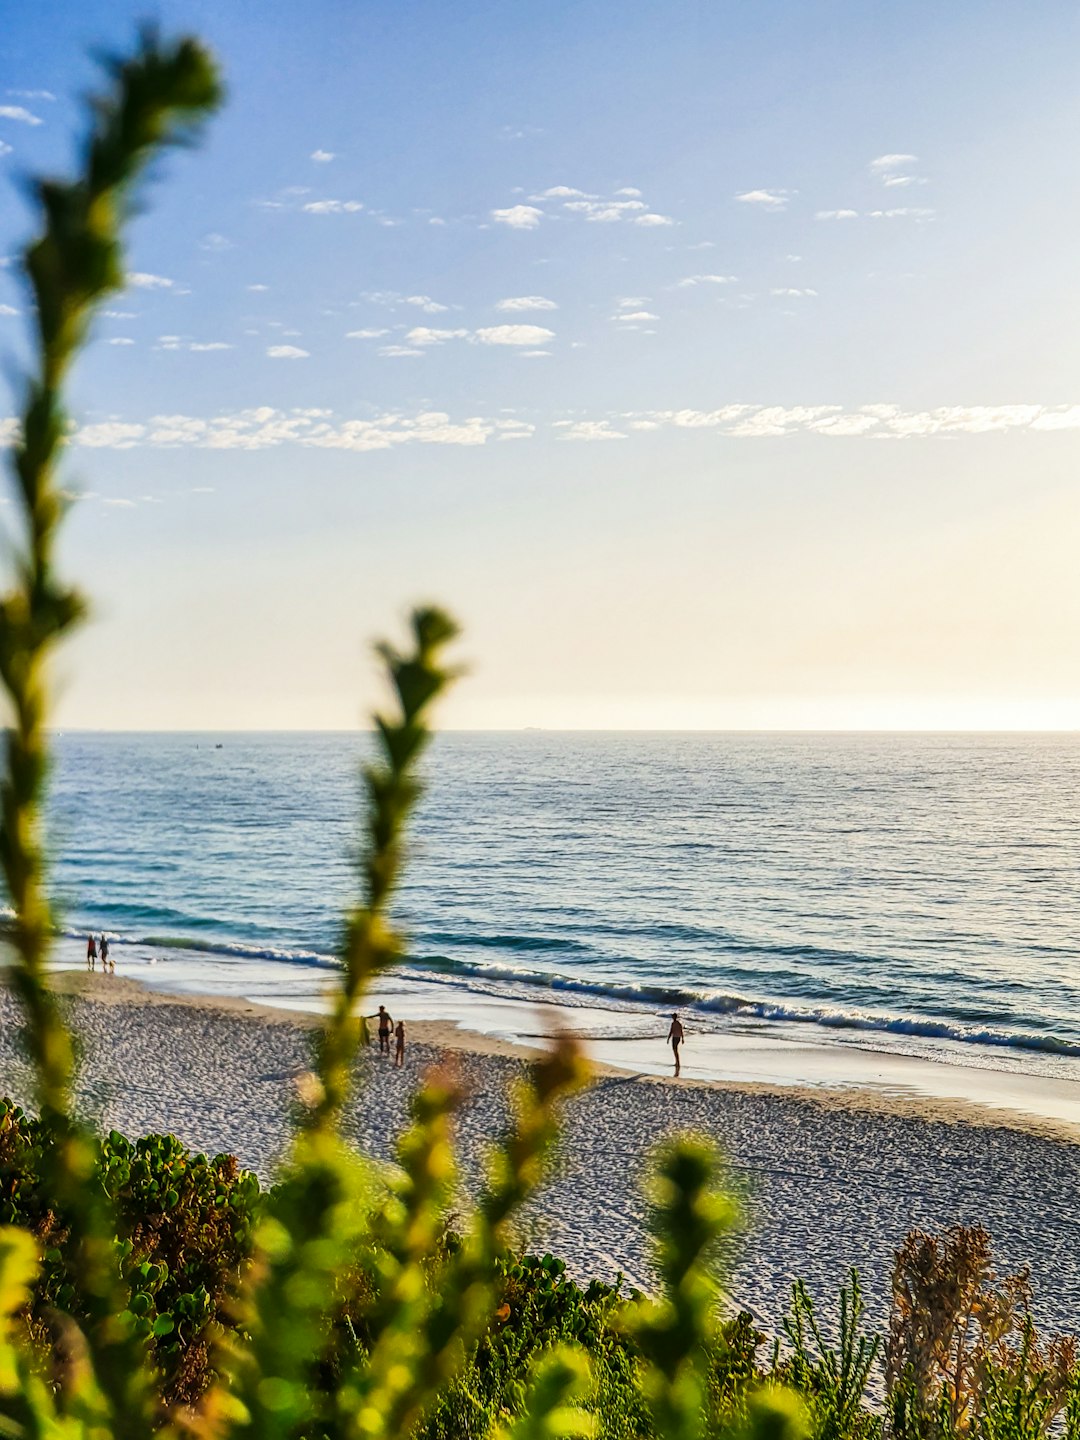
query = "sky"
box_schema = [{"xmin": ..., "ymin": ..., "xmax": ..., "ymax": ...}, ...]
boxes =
[{"xmin": 2, "ymin": 0, "xmax": 1080, "ymax": 729}]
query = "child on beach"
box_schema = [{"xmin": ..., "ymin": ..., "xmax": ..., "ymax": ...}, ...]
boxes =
[
  {"xmin": 394, "ymin": 1019, "xmax": 405, "ymax": 1068},
  {"xmin": 86, "ymin": 935, "xmax": 97, "ymax": 970}
]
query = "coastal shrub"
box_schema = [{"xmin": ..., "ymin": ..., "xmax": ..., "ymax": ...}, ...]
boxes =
[
  {"xmin": 0, "ymin": 1096, "xmax": 261, "ymax": 1405},
  {"xmin": 886, "ymin": 1227, "xmax": 1078, "ymax": 1440}
]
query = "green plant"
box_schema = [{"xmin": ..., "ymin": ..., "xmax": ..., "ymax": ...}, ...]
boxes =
[{"xmin": 776, "ymin": 1274, "xmax": 880, "ymax": 1440}]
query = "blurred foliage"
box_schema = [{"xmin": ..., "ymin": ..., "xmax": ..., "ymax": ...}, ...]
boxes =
[{"xmin": 0, "ymin": 23, "xmax": 1074, "ymax": 1440}]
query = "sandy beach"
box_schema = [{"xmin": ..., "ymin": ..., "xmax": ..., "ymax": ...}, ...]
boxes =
[{"xmin": 2, "ymin": 972, "xmax": 1079, "ymax": 1339}]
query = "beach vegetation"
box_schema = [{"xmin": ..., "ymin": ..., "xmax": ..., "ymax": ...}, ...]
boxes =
[{"xmin": 0, "ymin": 27, "xmax": 1077, "ymax": 1440}]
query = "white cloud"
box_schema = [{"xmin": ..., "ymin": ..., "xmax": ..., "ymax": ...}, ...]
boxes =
[
  {"xmin": 615, "ymin": 310, "xmax": 659, "ymax": 321},
  {"xmin": 345, "ymin": 327, "xmax": 390, "ymax": 339},
  {"xmin": 635, "ymin": 212, "xmax": 674, "ymax": 227},
  {"xmin": 867, "ymin": 207, "xmax": 934, "ymax": 219},
  {"xmin": 491, "ymin": 204, "xmax": 544, "ymax": 229},
  {"xmin": 676, "ymin": 274, "xmax": 736, "ymax": 287},
  {"xmin": 157, "ymin": 336, "xmax": 232, "ymax": 352},
  {"xmin": 0, "ymin": 105, "xmax": 42, "ymax": 126},
  {"xmin": 615, "ymin": 187, "xmax": 643, "ymax": 197},
  {"xmin": 404, "ymin": 327, "xmax": 469, "ymax": 346},
  {"xmin": 0, "ymin": 303, "xmax": 18, "ymax": 316},
  {"xmin": 200, "ymin": 232, "xmax": 232, "ymax": 252},
  {"xmin": 565, "ymin": 198, "xmax": 646, "ymax": 221},
  {"xmin": 520, "ymin": 350, "xmax": 551, "ymax": 358},
  {"xmin": 473, "ymin": 324, "xmax": 555, "ymax": 346},
  {"xmin": 378, "ymin": 345, "xmax": 424, "ymax": 358},
  {"xmin": 6, "ymin": 90, "xmax": 55, "ymax": 102},
  {"xmin": 302, "ymin": 199, "xmax": 362, "ymax": 214},
  {"xmin": 533, "ymin": 186, "xmax": 596, "ymax": 200},
  {"xmin": 870, "ymin": 153, "xmax": 918, "ymax": 171},
  {"xmin": 75, "ymin": 422, "xmax": 146, "ymax": 448},
  {"xmin": 816, "ymin": 209, "xmax": 859, "ymax": 220},
  {"xmin": 616, "ymin": 297, "xmax": 648, "ymax": 309},
  {"xmin": 0, "ymin": 141, "xmax": 11, "ymax": 158},
  {"xmin": 266, "ymin": 344, "xmax": 309, "ymax": 358},
  {"xmin": 106, "ymin": 337, "xmax": 135, "ymax": 346},
  {"xmin": 102, "ymin": 309, "xmax": 137, "ymax": 318},
  {"xmin": 771, "ymin": 287, "xmax": 817, "ymax": 297},
  {"xmin": 247, "ymin": 284, "xmax": 270, "ymax": 292},
  {"xmin": 735, "ymin": 189, "xmax": 790, "ymax": 210},
  {"xmin": 554, "ymin": 420, "xmax": 626, "ymax": 441},
  {"xmin": 189, "ymin": 341, "xmax": 233, "ymax": 351},
  {"xmin": 128, "ymin": 272, "xmax": 175, "ymax": 290},
  {"xmin": 496, "ymin": 295, "xmax": 558, "ymax": 312},
  {"xmin": 357, "ymin": 291, "xmax": 450, "ymax": 314},
  {"xmin": 311, "ymin": 149, "xmax": 335, "ymax": 162}
]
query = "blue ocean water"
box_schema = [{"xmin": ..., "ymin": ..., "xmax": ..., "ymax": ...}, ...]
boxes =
[{"xmin": 44, "ymin": 731, "xmax": 1080, "ymax": 1068}]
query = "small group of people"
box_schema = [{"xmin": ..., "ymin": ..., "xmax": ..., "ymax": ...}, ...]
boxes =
[
  {"xmin": 86, "ymin": 934, "xmax": 113, "ymax": 973},
  {"xmin": 373, "ymin": 1004, "xmax": 406, "ymax": 1066}
]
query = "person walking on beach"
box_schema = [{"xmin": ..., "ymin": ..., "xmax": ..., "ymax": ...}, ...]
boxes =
[
  {"xmin": 667, "ymin": 1012, "xmax": 684, "ymax": 1076},
  {"xmin": 376, "ymin": 1005, "xmax": 393, "ymax": 1056},
  {"xmin": 100, "ymin": 934, "xmax": 111, "ymax": 973},
  {"xmin": 86, "ymin": 935, "xmax": 97, "ymax": 970},
  {"xmin": 394, "ymin": 1018, "xmax": 406, "ymax": 1068}
]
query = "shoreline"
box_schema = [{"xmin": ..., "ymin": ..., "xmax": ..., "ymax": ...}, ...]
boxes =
[
  {"xmin": 4, "ymin": 969, "xmax": 1080, "ymax": 1333},
  {"xmin": 35, "ymin": 964, "xmax": 1080, "ymax": 1147}
]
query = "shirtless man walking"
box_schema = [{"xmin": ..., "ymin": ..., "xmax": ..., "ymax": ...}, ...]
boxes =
[
  {"xmin": 667, "ymin": 1012, "xmax": 685, "ymax": 1076},
  {"xmin": 376, "ymin": 1005, "xmax": 393, "ymax": 1057}
]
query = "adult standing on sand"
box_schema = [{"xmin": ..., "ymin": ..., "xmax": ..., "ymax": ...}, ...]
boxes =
[
  {"xmin": 86, "ymin": 935, "xmax": 97, "ymax": 970},
  {"xmin": 667, "ymin": 1012, "xmax": 684, "ymax": 1076},
  {"xmin": 100, "ymin": 935, "xmax": 111, "ymax": 973},
  {"xmin": 376, "ymin": 1005, "xmax": 393, "ymax": 1056},
  {"xmin": 394, "ymin": 1018, "xmax": 405, "ymax": 1068}
]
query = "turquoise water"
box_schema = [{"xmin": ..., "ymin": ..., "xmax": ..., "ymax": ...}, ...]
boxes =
[{"xmin": 46, "ymin": 731, "xmax": 1080, "ymax": 1070}]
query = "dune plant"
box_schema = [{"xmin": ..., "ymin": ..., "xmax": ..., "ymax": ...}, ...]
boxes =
[{"xmin": 0, "ymin": 27, "xmax": 810, "ymax": 1440}]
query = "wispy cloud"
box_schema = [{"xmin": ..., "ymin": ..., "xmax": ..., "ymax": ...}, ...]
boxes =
[
  {"xmin": 199, "ymin": 232, "xmax": 232, "ymax": 252},
  {"xmin": 816, "ymin": 209, "xmax": 859, "ymax": 220},
  {"xmin": 0, "ymin": 303, "xmax": 19, "ymax": 317},
  {"xmin": 676, "ymin": 274, "xmax": 736, "ymax": 287},
  {"xmin": 869, "ymin": 153, "xmax": 928, "ymax": 188},
  {"xmin": 491, "ymin": 204, "xmax": 544, "ymax": 229},
  {"xmin": 106, "ymin": 337, "xmax": 135, "ymax": 346},
  {"xmin": 358, "ymin": 291, "xmax": 451, "ymax": 314},
  {"xmin": 735, "ymin": 189, "xmax": 791, "ymax": 210},
  {"xmin": 0, "ymin": 141, "xmax": 11, "ymax": 158},
  {"xmin": 345, "ymin": 327, "xmax": 390, "ymax": 339},
  {"xmin": 247, "ymin": 284, "xmax": 270, "ymax": 293},
  {"xmin": 311, "ymin": 149, "xmax": 335, "ymax": 162},
  {"xmin": 474, "ymin": 324, "xmax": 555, "ymax": 346},
  {"xmin": 496, "ymin": 295, "xmax": 558, "ymax": 311},
  {"xmin": 0, "ymin": 105, "xmax": 42, "ymax": 126},
  {"xmin": 771, "ymin": 287, "xmax": 817, "ymax": 298},
  {"xmin": 6, "ymin": 89, "xmax": 55, "ymax": 102},
  {"xmin": 128, "ymin": 272, "xmax": 176, "ymax": 290},
  {"xmin": 7, "ymin": 403, "xmax": 1080, "ymax": 454},
  {"xmin": 404, "ymin": 327, "xmax": 470, "ymax": 346},
  {"xmin": 266, "ymin": 344, "xmax": 309, "ymax": 359},
  {"xmin": 554, "ymin": 420, "xmax": 626, "ymax": 441},
  {"xmin": 302, "ymin": 199, "xmax": 362, "ymax": 214},
  {"xmin": 614, "ymin": 310, "xmax": 658, "ymax": 322},
  {"xmin": 378, "ymin": 344, "xmax": 424, "ymax": 358},
  {"xmin": 157, "ymin": 336, "xmax": 233, "ymax": 352}
]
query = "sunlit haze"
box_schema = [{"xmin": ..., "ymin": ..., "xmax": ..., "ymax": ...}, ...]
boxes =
[{"xmin": 3, "ymin": 2, "xmax": 1080, "ymax": 729}]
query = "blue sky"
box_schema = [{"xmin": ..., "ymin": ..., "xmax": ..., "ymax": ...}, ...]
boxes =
[{"xmin": 3, "ymin": 1, "xmax": 1080, "ymax": 727}]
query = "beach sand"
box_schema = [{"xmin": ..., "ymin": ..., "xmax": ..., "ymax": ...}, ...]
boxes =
[{"xmin": 2, "ymin": 972, "xmax": 1078, "ymax": 1338}]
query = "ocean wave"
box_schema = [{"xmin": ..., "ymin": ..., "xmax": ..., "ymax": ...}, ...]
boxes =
[
  {"xmin": 39, "ymin": 914, "xmax": 1080, "ymax": 1062},
  {"xmin": 405, "ymin": 954, "xmax": 1080, "ymax": 1058}
]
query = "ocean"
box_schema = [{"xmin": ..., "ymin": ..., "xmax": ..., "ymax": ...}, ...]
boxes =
[{"xmin": 42, "ymin": 731, "xmax": 1080, "ymax": 1080}]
